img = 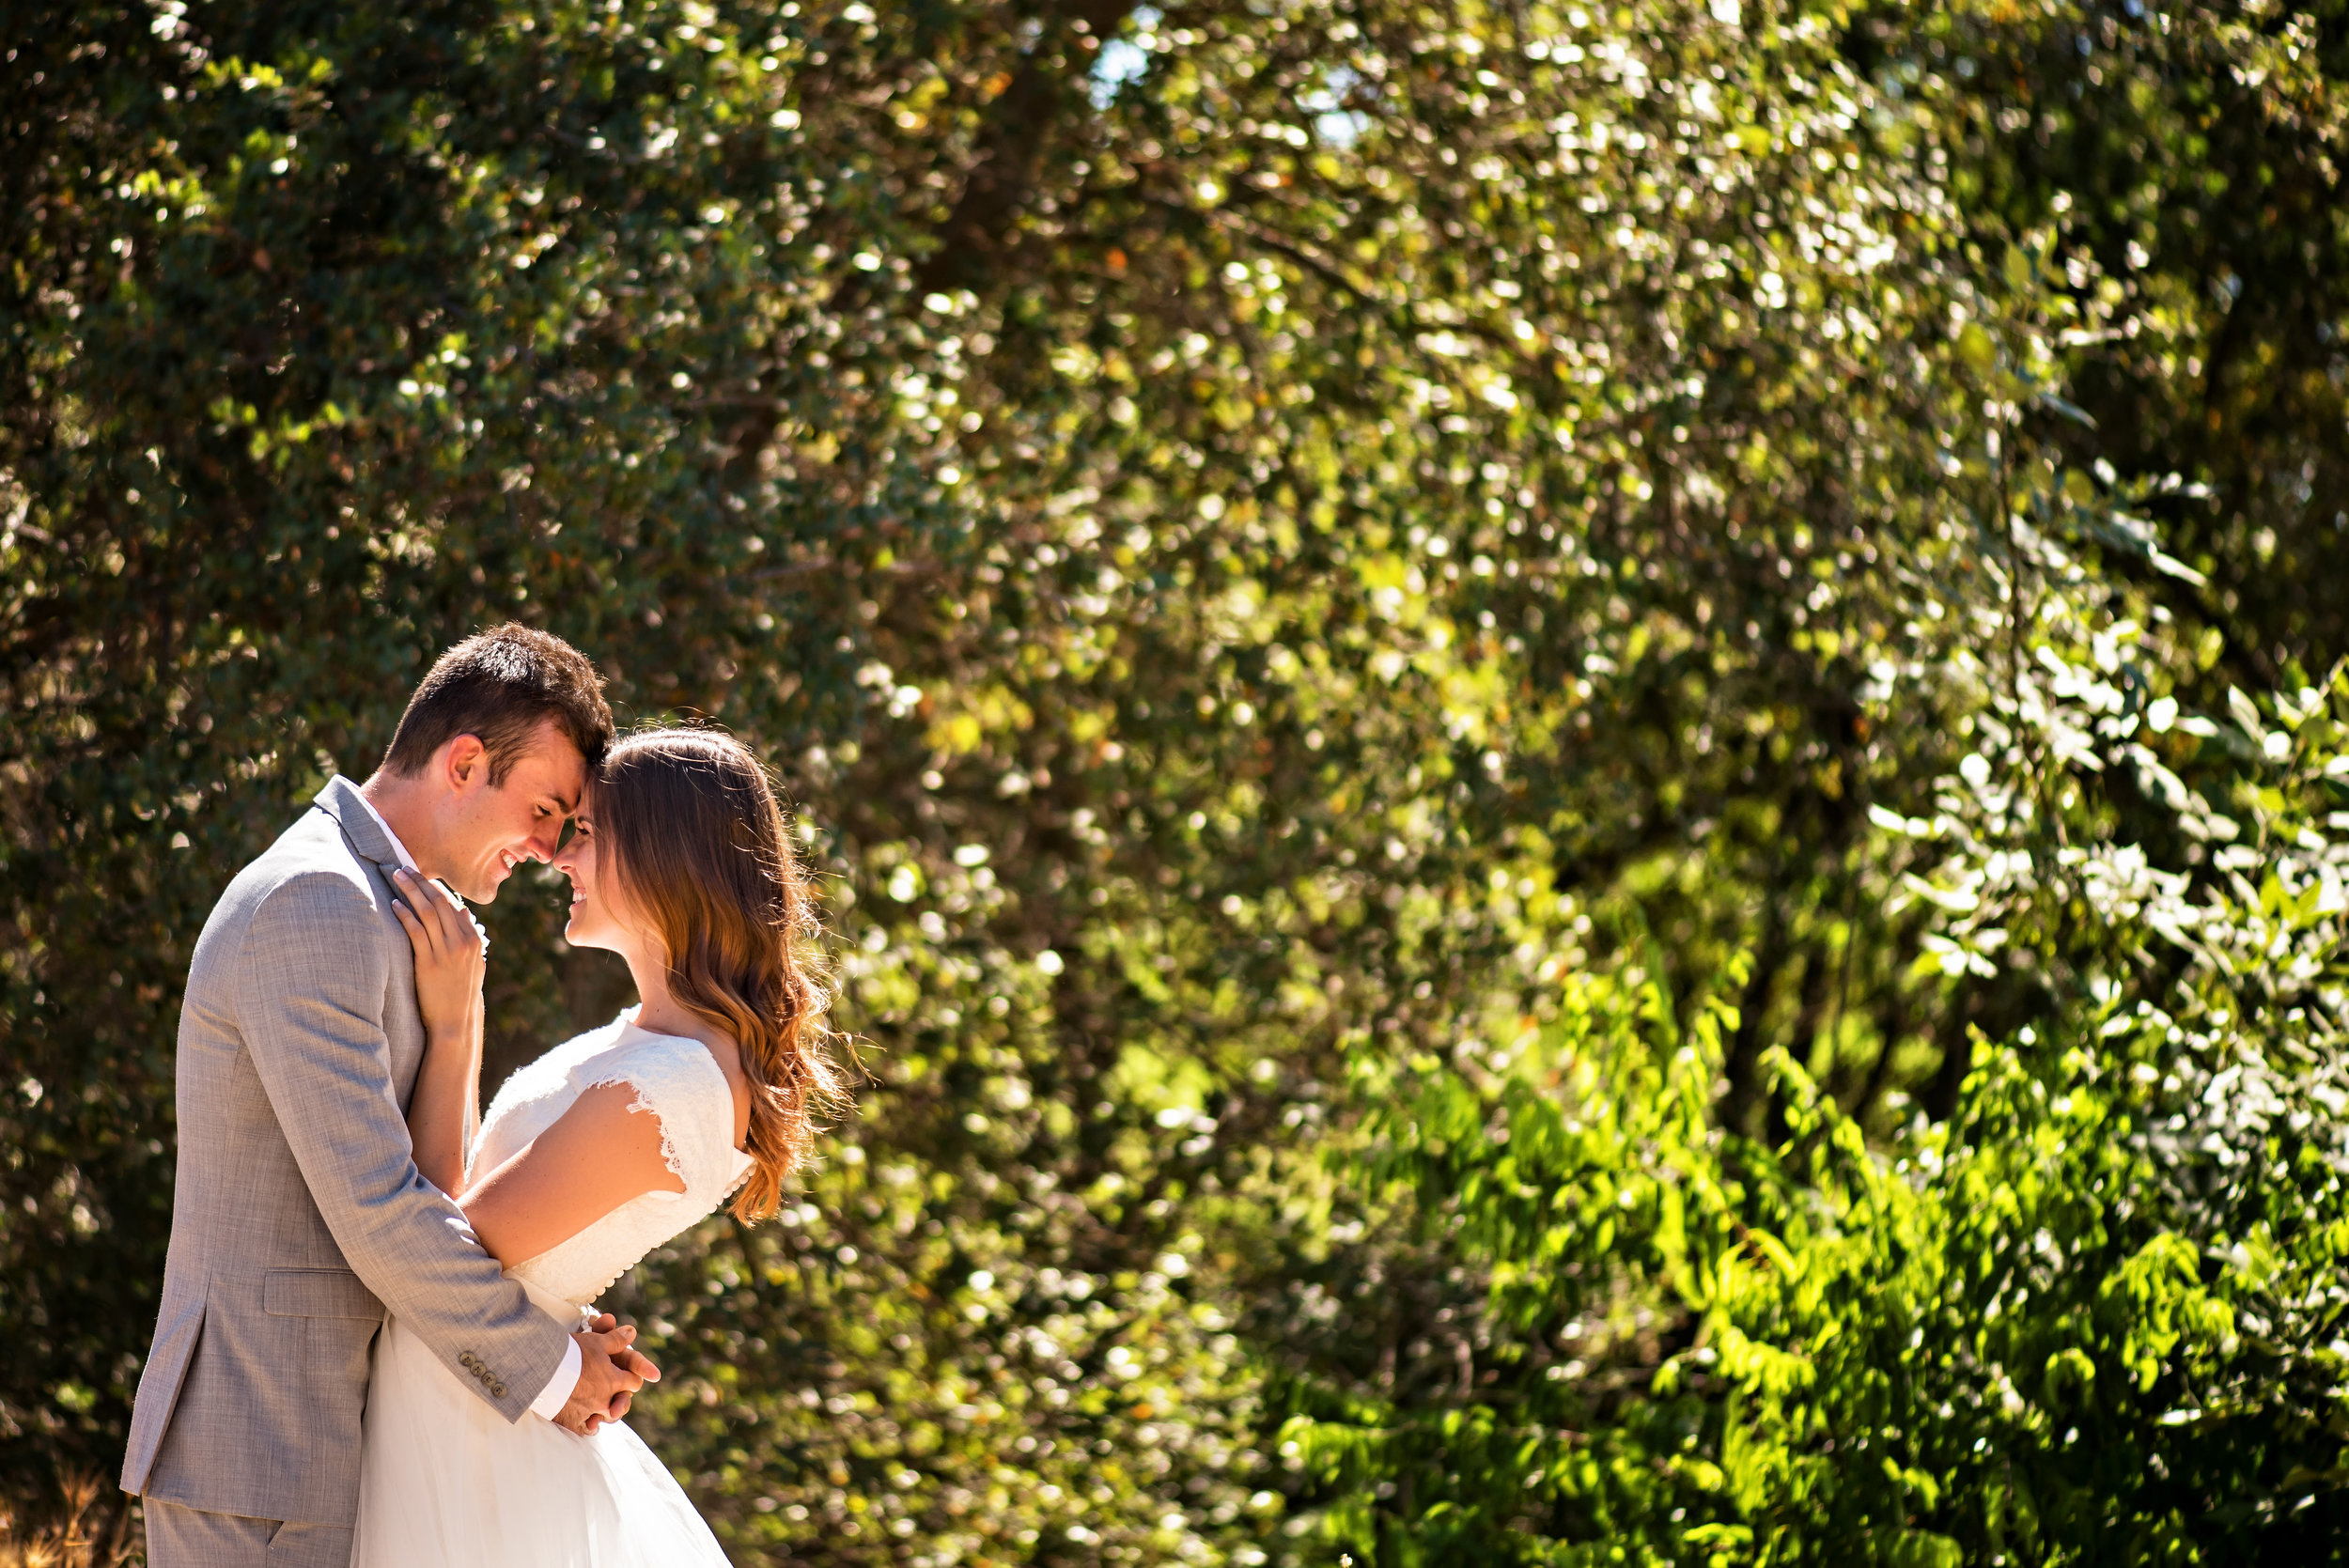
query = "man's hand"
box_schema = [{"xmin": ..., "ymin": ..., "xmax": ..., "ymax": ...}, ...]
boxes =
[{"xmin": 553, "ymin": 1312, "xmax": 661, "ymax": 1436}]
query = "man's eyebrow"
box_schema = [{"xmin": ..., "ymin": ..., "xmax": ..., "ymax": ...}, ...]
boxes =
[{"xmin": 552, "ymin": 789, "xmax": 581, "ymax": 815}]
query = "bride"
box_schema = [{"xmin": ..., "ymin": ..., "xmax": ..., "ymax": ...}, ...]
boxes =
[{"xmin": 353, "ymin": 727, "xmax": 845, "ymax": 1566}]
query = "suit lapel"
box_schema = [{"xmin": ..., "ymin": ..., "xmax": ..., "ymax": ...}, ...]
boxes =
[
  {"xmin": 313, "ymin": 775, "xmax": 405, "ymax": 876},
  {"xmin": 311, "ymin": 777, "xmax": 429, "ymax": 1100}
]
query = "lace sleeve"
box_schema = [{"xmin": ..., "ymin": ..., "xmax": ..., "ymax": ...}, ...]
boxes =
[{"xmin": 578, "ymin": 1037, "xmax": 736, "ymax": 1199}]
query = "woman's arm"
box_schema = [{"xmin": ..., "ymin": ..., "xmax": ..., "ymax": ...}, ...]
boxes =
[
  {"xmin": 456, "ymin": 1083, "xmax": 687, "ymax": 1265},
  {"xmin": 390, "ymin": 867, "xmax": 486, "ymax": 1197},
  {"xmin": 393, "ymin": 869, "xmax": 688, "ymax": 1263}
]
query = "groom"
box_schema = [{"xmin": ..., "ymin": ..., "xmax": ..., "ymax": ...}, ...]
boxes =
[{"xmin": 123, "ymin": 625, "xmax": 659, "ymax": 1567}]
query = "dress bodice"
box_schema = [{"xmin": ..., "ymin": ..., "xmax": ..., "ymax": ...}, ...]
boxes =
[{"xmin": 473, "ymin": 1010, "xmax": 753, "ymax": 1311}]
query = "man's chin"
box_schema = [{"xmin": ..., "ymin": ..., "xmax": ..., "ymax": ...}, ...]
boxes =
[{"xmin": 461, "ymin": 870, "xmax": 509, "ymax": 905}]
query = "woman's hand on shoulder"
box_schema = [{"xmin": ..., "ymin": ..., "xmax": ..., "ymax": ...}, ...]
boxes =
[{"xmin": 390, "ymin": 867, "xmax": 486, "ymax": 1045}]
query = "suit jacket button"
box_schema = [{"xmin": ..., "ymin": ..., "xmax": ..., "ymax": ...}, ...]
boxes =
[{"xmin": 491, "ymin": 1382, "xmax": 507, "ymax": 1398}]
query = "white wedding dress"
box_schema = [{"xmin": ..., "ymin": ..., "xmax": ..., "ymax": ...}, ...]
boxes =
[{"xmin": 352, "ymin": 1011, "xmax": 750, "ymax": 1566}]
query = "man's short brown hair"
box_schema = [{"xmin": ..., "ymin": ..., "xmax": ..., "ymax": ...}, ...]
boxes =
[{"xmin": 381, "ymin": 625, "xmax": 614, "ymax": 783}]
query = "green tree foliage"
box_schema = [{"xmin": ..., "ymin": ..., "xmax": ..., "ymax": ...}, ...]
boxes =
[
  {"xmin": 4, "ymin": 0, "xmax": 2345, "ymax": 1560},
  {"xmin": 1290, "ymin": 541, "xmax": 2349, "ymax": 1559},
  {"xmin": 1870, "ymin": 0, "xmax": 2349, "ymax": 673}
]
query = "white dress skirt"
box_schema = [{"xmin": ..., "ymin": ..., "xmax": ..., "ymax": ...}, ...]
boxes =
[{"xmin": 352, "ymin": 1014, "xmax": 754, "ymax": 1567}]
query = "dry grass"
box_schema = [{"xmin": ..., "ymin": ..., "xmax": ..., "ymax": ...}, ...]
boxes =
[{"xmin": 0, "ymin": 1474, "xmax": 139, "ymax": 1568}]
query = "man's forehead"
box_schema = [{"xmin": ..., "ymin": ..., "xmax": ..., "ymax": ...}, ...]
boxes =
[{"xmin": 510, "ymin": 721, "xmax": 589, "ymax": 806}]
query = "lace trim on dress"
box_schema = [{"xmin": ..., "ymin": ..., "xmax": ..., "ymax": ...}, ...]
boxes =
[
  {"xmin": 589, "ymin": 1076, "xmax": 691, "ymax": 1197},
  {"xmin": 574, "ymin": 1035, "xmax": 735, "ymax": 1198},
  {"xmin": 484, "ymin": 1024, "xmax": 756, "ymax": 1311}
]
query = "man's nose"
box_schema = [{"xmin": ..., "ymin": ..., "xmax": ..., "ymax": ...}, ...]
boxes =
[{"xmin": 526, "ymin": 824, "xmax": 562, "ymax": 862}]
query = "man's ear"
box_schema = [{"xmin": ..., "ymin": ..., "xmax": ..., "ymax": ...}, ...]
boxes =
[{"xmin": 443, "ymin": 734, "xmax": 490, "ymax": 792}]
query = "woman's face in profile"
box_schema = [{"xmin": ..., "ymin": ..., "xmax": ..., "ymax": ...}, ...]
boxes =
[{"xmin": 552, "ymin": 800, "xmax": 631, "ymax": 953}]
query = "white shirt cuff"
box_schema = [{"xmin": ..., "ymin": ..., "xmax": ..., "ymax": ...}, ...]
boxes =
[{"xmin": 528, "ymin": 1336, "xmax": 582, "ymax": 1421}]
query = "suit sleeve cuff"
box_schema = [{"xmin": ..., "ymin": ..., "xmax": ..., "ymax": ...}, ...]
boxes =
[{"xmin": 529, "ymin": 1336, "xmax": 581, "ymax": 1421}]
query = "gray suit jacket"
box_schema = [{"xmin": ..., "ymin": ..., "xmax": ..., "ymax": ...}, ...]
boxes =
[{"xmin": 121, "ymin": 776, "xmax": 570, "ymax": 1526}]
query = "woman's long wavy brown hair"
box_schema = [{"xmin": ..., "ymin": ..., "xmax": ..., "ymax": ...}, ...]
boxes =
[{"xmin": 592, "ymin": 727, "xmax": 846, "ymax": 1219}]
